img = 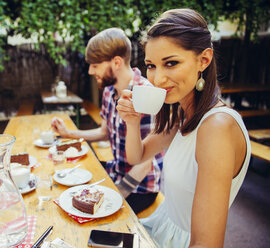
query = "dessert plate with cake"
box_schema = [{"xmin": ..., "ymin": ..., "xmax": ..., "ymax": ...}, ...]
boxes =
[
  {"xmin": 53, "ymin": 168, "xmax": 92, "ymax": 186},
  {"xmin": 11, "ymin": 153, "xmax": 38, "ymax": 168},
  {"xmin": 49, "ymin": 139, "xmax": 89, "ymax": 159},
  {"xmin": 59, "ymin": 185, "xmax": 123, "ymax": 218}
]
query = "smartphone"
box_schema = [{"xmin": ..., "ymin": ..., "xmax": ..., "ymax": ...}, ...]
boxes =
[{"xmin": 88, "ymin": 229, "xmax": 139, "ymax": 248}]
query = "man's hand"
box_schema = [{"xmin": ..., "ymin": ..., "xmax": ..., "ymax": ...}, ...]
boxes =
[{"xmin": 51, "ymin": 117, "xmax": 70, "ymax": 138}]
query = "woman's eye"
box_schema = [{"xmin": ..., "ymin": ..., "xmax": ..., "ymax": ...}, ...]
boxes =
[
  {"xmin": 166, "ymin": 61, "xmax": 179, "ymax": 67},
  {"xmin": 145, "ymin": 64, "xmax": 155, "ymax": 70}
]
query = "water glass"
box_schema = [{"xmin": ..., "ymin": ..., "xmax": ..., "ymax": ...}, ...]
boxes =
[
  {"xmin": 52, "ymin": 151, "xmax": 66, "ymax": 165},
  {"xmin": 36, "ymin": 174, "xmax": 52, "ymax": 203}
]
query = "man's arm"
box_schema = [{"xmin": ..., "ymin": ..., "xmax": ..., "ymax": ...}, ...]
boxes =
[
  {"xmin": 117, "ymin": 159, "xmax": 153, "ymax": 198},
  {"xmin": 51, "ymin": 117, "xmax": 109, "ymax": 142}
]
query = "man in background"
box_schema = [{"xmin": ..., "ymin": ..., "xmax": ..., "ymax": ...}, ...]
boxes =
[{"xmin": 51, "ymin": 28, "xmax": 163, "ymax": 214}]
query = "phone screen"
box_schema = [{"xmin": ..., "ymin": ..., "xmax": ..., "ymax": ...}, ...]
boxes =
[{"xmin": 88, "ymin": 230, "xmax": 135, "ymax": 248}]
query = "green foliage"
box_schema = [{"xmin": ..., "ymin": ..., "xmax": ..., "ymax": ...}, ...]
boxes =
[{"xmin": 0, "ymin": 0, "xmax": 269, "ymax": 71}]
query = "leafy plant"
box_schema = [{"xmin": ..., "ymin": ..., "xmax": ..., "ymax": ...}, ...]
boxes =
[{"xmin": 0, "ymin": 0, "xmax": 269, "ymax": 71}]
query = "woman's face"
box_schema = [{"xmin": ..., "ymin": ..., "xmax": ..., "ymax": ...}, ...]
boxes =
[{"xmin": 145, "ymin": 37, "xmax": 202, "ymax": 106}]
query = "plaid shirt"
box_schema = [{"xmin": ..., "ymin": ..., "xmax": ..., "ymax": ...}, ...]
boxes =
[{"xmin": 101, "ymin": 68, "xmax": 163, "ymax": 194}]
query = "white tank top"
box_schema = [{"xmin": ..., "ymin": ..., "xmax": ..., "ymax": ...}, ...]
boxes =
[{"xmin": 163, "ymin": 106, "xmax": 251, "ymax": 232}]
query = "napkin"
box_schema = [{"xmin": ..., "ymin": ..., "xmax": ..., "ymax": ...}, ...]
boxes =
[
  {"xmin": 53, "ymin": 199, "xmax": 94, "ymax": 224},
  {"xmin": 16, "ymin": 216, "xmax": 37, "ymax": 248}
]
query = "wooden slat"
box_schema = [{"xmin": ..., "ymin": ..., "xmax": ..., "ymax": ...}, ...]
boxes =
[
  {"xmin": 248, "ymin": 129, "xmax": 270, "ymax": 141},
  {"xmin": 250, "ymin": 140, "xmax": 270, "ymax": 163},
  {"xmin": 137, "ymin": 192, "xmax": 164, "ymax": 219},
  {"xmin": 82, "ymin": 100, "xmax": 102, "ymax": 125},
  {"xmin": 221, "ymin": 84, "xmax": 270, "ymax": 94},
  {"xmin": 16, "ymin": 101, "xmax": 35, "ymax": 116},
  {"xmin": 238, "ymin": 109, "xmax": 270, "ymax": 118}
]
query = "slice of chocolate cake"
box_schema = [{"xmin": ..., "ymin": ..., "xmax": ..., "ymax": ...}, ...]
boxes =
[
  {"xmin": 72, "ymin": 188, "xmax": 104, "ymax": 214},
  {"xmin": 56, "ymin": 140, "xmax": 82, "ymax": 152},
  {"xmin": 10, "ymin": 153, "xmax": 30, "ymax": 165}
]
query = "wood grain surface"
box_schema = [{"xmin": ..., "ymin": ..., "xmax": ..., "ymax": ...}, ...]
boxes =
[{"xmin": 4, "ymin": 114, "xmax": 156, "ymax": 248}]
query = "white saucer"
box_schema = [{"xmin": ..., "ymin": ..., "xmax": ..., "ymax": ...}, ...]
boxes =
[
  {"xmin": 19, "ymin": 174, "xmax": 36, "ymax": 194},
  {"xmin": 97, "ymin": 141, "xmax": 110, "ymax": 148},
  {"xmin": 34, "ymin": 139, "xmax": 59, "ymax": 148},
  {"xmin": 53, "ymin": 168, "xmax": 92, "ymax": 186}
]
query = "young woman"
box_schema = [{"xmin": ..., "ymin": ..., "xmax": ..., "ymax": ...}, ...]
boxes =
[{"xmin": 116, "ymin": 8, "xmax": 251, "ymax": 248}]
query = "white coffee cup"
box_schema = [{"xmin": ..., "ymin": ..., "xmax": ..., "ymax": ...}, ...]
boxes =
[
  {"xmin": 40, "ymin": 131, "xmax": 54, "ymax": 144},
  {"xmin": 132, "ymin": 85, "xmax": 166, "ymax": 115},
  {"xmin": 11, "ymin": 167, "xmax": 30, "ymax": 188}
]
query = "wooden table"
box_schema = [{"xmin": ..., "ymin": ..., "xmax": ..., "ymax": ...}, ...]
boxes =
[
  {"xmin": 4, "ymin": 114, "xmax": 156, "ymax": 248},
  {"xmin": 41, "ymin": 90, "xmax": 83, "ymax": 127}
]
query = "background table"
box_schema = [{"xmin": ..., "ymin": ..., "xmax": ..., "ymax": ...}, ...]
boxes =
[
  {"xmin": 4, "ymin": 114, "xmax": 156, "ymax": 248},
  {"xmin": 41, "ymin": 90, "xmax": 83, "ymax": 126}
]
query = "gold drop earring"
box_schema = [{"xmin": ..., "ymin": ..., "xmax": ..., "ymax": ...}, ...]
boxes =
[{"xmin": 195, "ymin": 72, "xmax": 205, "ymax": 91}]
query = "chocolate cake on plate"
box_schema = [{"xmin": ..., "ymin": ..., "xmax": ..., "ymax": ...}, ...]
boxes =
[
  {"xmin": 72, "ymin": 188, "xmax": 104, "ymax": 214},
  {"xmin": 56, "ymin": 140, "xmax": 82, "ymax": 152},
  {"xmin": 10, "ymin": 153, "xmax": 30, "ymax": 165}
]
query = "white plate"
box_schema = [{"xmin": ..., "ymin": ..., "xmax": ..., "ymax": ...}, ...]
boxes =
[
  {"xmin": 59, "ymin": 185, "xmax": 123, "ymax": 218},
  {"xmin": 34, "ymin": 138, "xmax": 59, "ymax": 148},
  {"xmin": 49, "ymin": 145, "xmax": 89, "ymax": 158},
  {"xmin": 53, "ymin": 168, "xmax": 92, "ymax": 186},
  {"xmin": 19, "ymin": 174, "xmax": 36, "ymax": 194}
]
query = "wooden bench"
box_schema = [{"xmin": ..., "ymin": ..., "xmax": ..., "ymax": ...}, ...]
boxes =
[
  {"xmin": 82, "ymin": 100, "xmax": 114, "ymax": 162},
  {"xmin": 248, "ymin": 129, "xmax": 270, "ymax": 141},
  {"xmin": 238, "ymin": 109, "xmax": 270, "ymax": 118},
  {"xmin": 82, "ymin": 100, "xmax": 102, "ymax": 125},
  {"xmin": 250, "ymin": 140, "xmax": 270, "ymax": 163},
  {"xmin": 90, "ymin": 141, "xmax": 114, "ymax": 162},
  {"xmin": 16, "ymin": 101, "xmax": 35, "ymax": 116},
  {"xmin": 137, "ymin": 191, "xmax": 164, "ymax": 219}
]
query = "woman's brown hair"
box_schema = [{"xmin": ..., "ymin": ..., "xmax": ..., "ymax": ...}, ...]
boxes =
[{"xmin": 143, "ymin": 8, "xmax": 220, "ymax": 135}]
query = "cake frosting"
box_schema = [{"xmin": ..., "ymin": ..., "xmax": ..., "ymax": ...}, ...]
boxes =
[{"xmin": 72, "ymin": 188, "xmax": 104, "ymax": 214}]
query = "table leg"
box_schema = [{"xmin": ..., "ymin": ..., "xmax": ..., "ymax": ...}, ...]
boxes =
[
  {"xmin": 76, "ymin": 104, "xmax": 80, "ymax": 127},
  {"xmin": 44, "ymin": 104, "xmax": 47, "ymax": 114}
]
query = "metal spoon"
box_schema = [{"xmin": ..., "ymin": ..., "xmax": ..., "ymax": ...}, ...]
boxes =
[{"xmin": 57, "ymin": 164, "xmax": 81, "ymax": 178}]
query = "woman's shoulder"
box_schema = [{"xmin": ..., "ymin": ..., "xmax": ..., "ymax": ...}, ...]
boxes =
[{"xmin": 198, "ymin": 106, "xmax": 242, "ymax": 140}]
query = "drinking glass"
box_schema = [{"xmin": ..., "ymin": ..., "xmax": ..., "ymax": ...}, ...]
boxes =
[
  {"xmin": 52, "ymin": 151, "xmax": 66, "ymax": 165},
  {"xmin": 36, "ymin": 173, "xmax": 52, "ymax": 203}
]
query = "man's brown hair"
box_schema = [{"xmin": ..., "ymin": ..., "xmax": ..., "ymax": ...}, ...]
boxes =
[{"xmin": 85, "ymin": 28, "xmax": 131, "ymax": 65}]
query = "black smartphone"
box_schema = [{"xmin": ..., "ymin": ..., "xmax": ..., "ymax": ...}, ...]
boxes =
[{"xmin": 88, "ymin": 229, "xmax": 139, "ymax": 248}]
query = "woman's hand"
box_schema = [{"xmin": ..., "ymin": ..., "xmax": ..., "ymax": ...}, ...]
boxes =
[
  {"xmin": 51, "ymin": 117, "xmax": 70, "ymax": 137},
  {"xmin": 116, "ymin": 89, "xmax": 141, "ymax": 126}
]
